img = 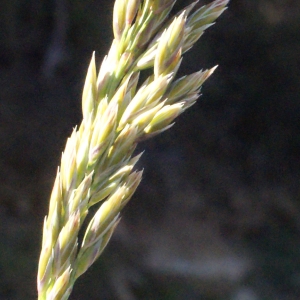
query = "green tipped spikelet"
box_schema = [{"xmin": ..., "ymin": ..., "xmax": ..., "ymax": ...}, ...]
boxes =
[{"xmin": 37, "ymin": 0, "xmax": 229, "ymax": 299}]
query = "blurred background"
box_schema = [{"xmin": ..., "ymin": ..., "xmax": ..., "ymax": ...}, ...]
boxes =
[{"xmin": 0, "ymin": 0, "xmax": 300, "ymax": 299}]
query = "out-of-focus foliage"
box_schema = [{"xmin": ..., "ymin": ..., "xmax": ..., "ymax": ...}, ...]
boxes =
[{"xmin": 0, "ymin": 0, "xmax": 300, "ymax": 299}]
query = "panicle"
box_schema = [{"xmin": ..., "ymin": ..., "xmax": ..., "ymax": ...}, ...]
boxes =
[{"xmin": 37, "ymin": 0, "xmax": 228, "ymax": 298}]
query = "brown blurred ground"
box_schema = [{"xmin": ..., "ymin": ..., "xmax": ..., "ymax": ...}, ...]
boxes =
[{"xmin": 0, "ymin": 0, "xmax": 300, "ymax": 299}]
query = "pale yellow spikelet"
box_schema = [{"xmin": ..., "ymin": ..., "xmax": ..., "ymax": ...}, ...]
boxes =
[
  {"xmin": 118, "ymin": 74, "xmax": 171, "ymax": 129},
  {"xmin": 47, "ymin": 169, "xmax": 62, "ymax": 233},
  {"xmin": 166, "ymin": 66, "xmax": 218, "ymax": 105},
  {"xmin": 37, "ymin": 228, "xmax": 54, "ymax": 294},
  {"xmin": 119, "ymin": 170, "xmax": 143, "ymax": 209},
  {"xmin": 74, "ymin": 220, "xmax": 119, "ymax": 279},
  {"xmin": 54, "ymin": 212, "xmax": 79, "ymax": 267},
  {"xmin": 107, "ymin": 124, "xmax": 138, "ymax": 166},
  {"xmin": 47, "ymin": 266, "xmax": 72, "ymax": 300},
  {"xmin": 183, "ymin": 0, "xmax": 229, "ymax": 51},
  {"xmin": 154, "ymin": 13, "xmax": 185, "ymax": 77},
  {"xmin": 88, "ymin": 101, "xmax": 118, "ymax": 167},
  {"xmin": 144, "ymin": 102, "xmax": 184, "ymax": 134},
  {"xmin": 67, "ymin": 172, "xmax": 93, "ymax": 217},
  {"xmin": 126, "ymin": 0, "xmax": 141, "ymax": 26},
  {"xmin": 82, "ymin": 52, "xmax": 97, "ymax": 119},
  {"xmin": 113, "ymin": 0, "xmax": 128, "ymax": 40},
  {"xmin": 89, "ymin": 153, "xmax": 142, "ymax": 206}
]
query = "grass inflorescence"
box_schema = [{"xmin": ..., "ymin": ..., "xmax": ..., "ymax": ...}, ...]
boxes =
[{"xmin": 37, "ymin": 0, "xmax": 229, "ymax": 299}]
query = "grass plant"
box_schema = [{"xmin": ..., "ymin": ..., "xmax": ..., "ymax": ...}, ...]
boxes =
[{"xmin": 37, "ymin": 0, "xmax": 229, "ymax": 299}]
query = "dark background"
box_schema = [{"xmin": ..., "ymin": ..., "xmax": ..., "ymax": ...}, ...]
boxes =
[{"xmin": 1, "ymin": 0, "xmax": 300, "ymax": 299}]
